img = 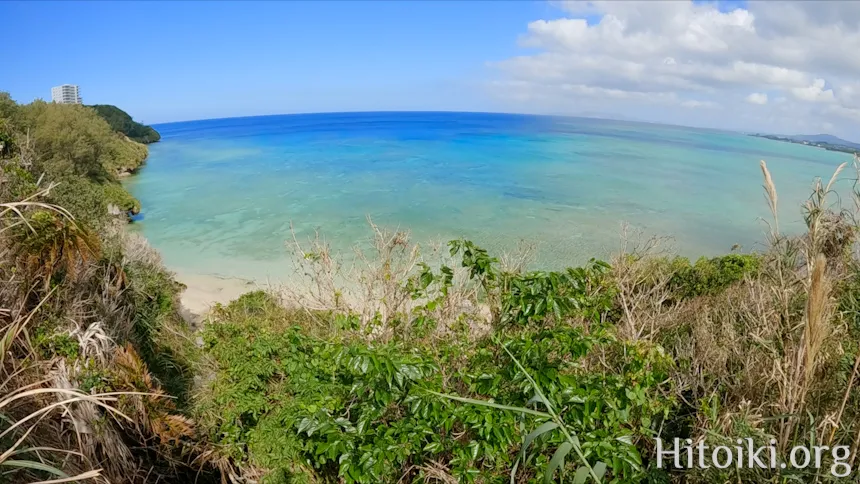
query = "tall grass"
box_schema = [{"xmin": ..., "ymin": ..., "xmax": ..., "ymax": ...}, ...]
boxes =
[{"xmin": 0, "ymin": 189, "xmax": 232, "ymax": 482}]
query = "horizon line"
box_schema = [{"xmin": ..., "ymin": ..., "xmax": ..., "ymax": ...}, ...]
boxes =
[{"xmin": 150, "ymin": 109, "xmax": 744, "ymax": 135}]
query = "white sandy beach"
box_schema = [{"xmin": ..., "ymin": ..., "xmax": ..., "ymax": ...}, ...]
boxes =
[{"xmin": 173, "ymin": 272, "xmax": 262, "ymax": 317}]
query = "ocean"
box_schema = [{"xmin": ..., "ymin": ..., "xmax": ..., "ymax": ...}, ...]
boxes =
[{"xmin": 124, "ymin": 111, "xmax": 852, "ymax": 281}]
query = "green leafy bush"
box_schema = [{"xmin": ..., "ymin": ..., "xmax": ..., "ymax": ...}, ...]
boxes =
[
  {"xmin": 667, "ymin": 254, "xmax": 761, "ymax": 300},
  {"xmin": 102, "ymin": 181, "xmax": 141, "ymax": 214},
  {"xmin": 448, "ymin": 239, "xmax": 617, "ymax": 326},
  {"xmin": 500, "ymin": 261, "xmax": 615, "ymax": 326},
  {"xmin": 21, "ymin": 100, "xmax": 147, "ymax": 179},
  {"xmin": 197, "ymin": 290, "xmax": 675, "ymax": 483},
  {"xmin": 32, "ymin": 326, "xmax": 80, "ymax": 360}
]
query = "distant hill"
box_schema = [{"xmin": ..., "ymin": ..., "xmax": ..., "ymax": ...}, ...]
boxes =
[
  {"xmin": 88, "ymin": 104, "xmax": 161, "ymax": 144},
  {"xmin": 788, "ymin": 134, "xmax": 860, "ymax": 149},
  {"xmin": 749, "ymin": 132, "xmax": 860, "ymax": 155}
]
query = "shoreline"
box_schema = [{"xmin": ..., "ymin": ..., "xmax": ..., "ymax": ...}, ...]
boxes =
[{"xmin": 173, "ymin": 271, "xmax": 261, "ymax": 319}]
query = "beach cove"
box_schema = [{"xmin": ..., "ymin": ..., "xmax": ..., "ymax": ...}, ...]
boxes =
[{"xmin": 124, "ymin": 112, "xmax": 854, "ymax": 313}]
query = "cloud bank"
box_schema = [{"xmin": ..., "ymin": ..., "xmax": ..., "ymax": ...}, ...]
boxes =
[{"xmin": 490, "ymin": 1, "xmax": 860, "ymax": 139}]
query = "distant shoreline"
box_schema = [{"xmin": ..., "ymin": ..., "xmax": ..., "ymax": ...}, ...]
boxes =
[{"xmin": 749, "ymin": 133, "xmax": 860, "ymax": 156}]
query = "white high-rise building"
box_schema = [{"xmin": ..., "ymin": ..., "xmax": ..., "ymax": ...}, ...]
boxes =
[{"xmin": 51, "ymin": 84, "xmax": 82, "ymax": 104}]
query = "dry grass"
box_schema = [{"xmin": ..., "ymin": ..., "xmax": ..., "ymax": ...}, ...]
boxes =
[
  {"xmin": 609, "ymin": 158, "xmax": 860, "ymax": 477},
  {"xmin": 760, "ymin": 160, "xmax": 779, "ymax": 238},
  {"xmin": 1, "ymin": 295, "xmax": 122, "ymax": 483},
  {"xmin": 0, "ymin": 189, "xmax": 237, "ymax": 483},
  {"xmin": 103, "ymin": 219, "xmax": 165, "ymax": 268},
  {"xmin": 498, "ymin": 238, "xmax": 536, "ymax": 274},
  {"xmin": 610, "ymin": 225, "xmax": 681, "ymax": 341},
  {"xmin": 282, "ymin": 216, "xmax": 490, "ymax": 339}
]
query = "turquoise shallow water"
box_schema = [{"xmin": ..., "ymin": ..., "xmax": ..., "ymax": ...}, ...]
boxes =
[{"xmin": 124, "ymin": 112, "xmax": 853, "ymax": 281}]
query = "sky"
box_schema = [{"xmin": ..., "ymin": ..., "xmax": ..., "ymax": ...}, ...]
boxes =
[{"xmin": 1, "ymin": 0, "xmax": 859, "ymax": 140}]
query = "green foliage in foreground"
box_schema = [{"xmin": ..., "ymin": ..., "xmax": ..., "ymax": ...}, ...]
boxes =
[
  {"xmin": 89, "ymin": 104, "xmax": 161, "ymax": 144},
  {"xmin": 193, "ymin": 243, "xmax": 765, "ymax": 483},
  {"xmin": 499, "ymin": 261, "xmax": 615, "ymax": 326},
  {"xmin": 197, "ymin": 286, "xmax": 675, "ymax": 483}
]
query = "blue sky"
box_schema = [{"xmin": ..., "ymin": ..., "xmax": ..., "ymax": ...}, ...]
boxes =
[
  {"xmin": 1, "ymin": 1, "xmax": 858, "ymax": 138},
  {"xmin": 0, "ymin": 1, "xmax": 554, "ymax": 123}
]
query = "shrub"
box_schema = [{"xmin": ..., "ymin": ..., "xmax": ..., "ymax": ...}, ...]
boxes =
[
  {"xmin": 448, "ymin": 239, "xmax": 617, "ymax": 326},
  {"xmin": 197, "ymin": 293, "xmax": 675, "ymax": 483},
  {"xmin": 667, "ymin": 254, "xmax": 761, "ymax": 300},
  {"xmin": 2, "ymin": 94, "xmax": 147, "ymax": 226},
  {"xmin": 500, "ymin": 261, "xmax": 616, "ymax": 326}
]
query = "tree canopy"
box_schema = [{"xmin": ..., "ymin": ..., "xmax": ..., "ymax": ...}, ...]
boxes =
[
  {"xmin": 89, "ymin": 104, "xmax": 161, "ymax": 144},
  {"xmin": 0, "ymin": 93, "xmax": 148, "ymax": 225}
]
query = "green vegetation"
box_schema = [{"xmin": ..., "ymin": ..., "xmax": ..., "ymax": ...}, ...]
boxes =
[
  {"xmin": 0, "ymin": 93, "xmax": 148, "ymax": 228},
  {"xmin": 3, "ymin": 88, "xmax": 860, "ymax": 483},
  {"xmin": 665, "ymin": 253, "xmax": 761, "ymax": 300},
  {"xmin": 196, "ymin": 291, "xmax": 670, "ymax": 483},
  {"xmin": 89, "ymin": 104, "xmax": 161, "ymax": 144},
  {"xmin": 1, "ymin": 93, "xmax": 220, "ymax": 483}
]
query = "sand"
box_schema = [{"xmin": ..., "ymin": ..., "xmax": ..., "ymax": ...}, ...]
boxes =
[{"xmin": 174, "ymin": 272, "xmax": 262, "ymax": 319}]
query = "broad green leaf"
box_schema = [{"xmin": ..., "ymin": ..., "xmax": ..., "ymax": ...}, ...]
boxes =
[
  {"xmin": 423, "ymin": 442, "xmax": 442, "ymax": 452},
  {"xmin": 545, "ymin": 442, "xmax": 572, "ymax": 484},
  {"xmin": 616, "ymin": 434, "xmax": 633, "ymax": 445},
  {"xmin": 420, "ymin": 270, "xmax": 433, "ymax": 288},
  {"xmin": 299, "ymin": 417, "xmax": 313, "ymax": 433},
  {"xmin": 594, "ymin": 461, "xmax": 607, "ymax": 481},
  {"xmin": 573, "ymin": 466, "xmax": 590, "ymax": 484},
  {"xmin": 521, "ymin": 421, "xmax": 559, "ymax": 463},
  {"xmin": 334, "ymin": 417, "xmax": 351, "ymax": 427},
  {"xmin": 528, "ymin": 392, "xmax": 550, "ymax": 408}
]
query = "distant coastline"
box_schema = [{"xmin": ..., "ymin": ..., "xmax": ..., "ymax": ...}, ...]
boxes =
[{"xmin": 749, "ymin": 133, "xmax": 860, "ymax": 156}]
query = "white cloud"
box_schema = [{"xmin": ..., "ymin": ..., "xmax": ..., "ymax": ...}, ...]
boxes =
[
  {"xmin": 836, "ymin": 83, "xmax": 860, "ymax": 108},
  {"xmin": 681, "ymin": 100, "xmax": 721, "ymax": 109},
  {"xmin": 491, "ymin": 0, "xmax": 860, "ymax": 139},
  {"xmin": 790, "ymin": 79, "xmax": 835, "ymax": 103},
  {"xmin": 746, "ymin": 92, "xmax": 768, "ymax": 105}
]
